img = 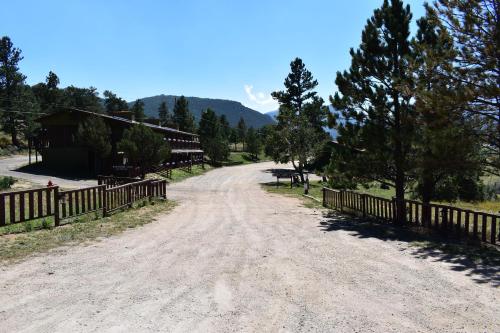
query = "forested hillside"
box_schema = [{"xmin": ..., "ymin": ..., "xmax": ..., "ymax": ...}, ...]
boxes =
[{"xmin": 129, "ymin": 95, "xmax": 274, "ymax": 128}]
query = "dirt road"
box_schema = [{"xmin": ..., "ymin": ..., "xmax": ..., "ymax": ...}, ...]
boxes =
[{"xmin": 0, "ymin": 162, "xmax": 498, "ymax": 332}]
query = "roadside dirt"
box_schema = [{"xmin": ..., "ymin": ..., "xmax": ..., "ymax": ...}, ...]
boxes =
[{"xmin": 0, "ymin": 162, "xmax": 498, "ymax": 332}]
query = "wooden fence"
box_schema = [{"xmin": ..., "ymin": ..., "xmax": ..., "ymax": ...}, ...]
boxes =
[
  {"xmin": 322, "ymin": 187, "xmax": 500, "ymax": 246},
  {"xmin": 0, "ymin": 187, "xmax": 57, "ymax": 227},
  {"xmin": 97, "ymin": 175, "xmax": 140, "ymax": 188},
  {"xmin": 0, "ymin": 179, "xmax": 168, "ymax": 228},
  {"xmin": 58, "ymin": 185, "xmax": 105, "ymax": 221}
]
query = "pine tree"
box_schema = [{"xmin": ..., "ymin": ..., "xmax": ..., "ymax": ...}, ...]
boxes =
[
  {"xmin": 117, "ymin": 124, "xmax": 170, "ymax": 178},
  {"xmin": 173, "ymin": 96, "xmax": 195, "ymax": 132},
  {"xmin": 76, "ymin": 116, "xmax": 112, "ymax": 159},
  {"xmin": 246, "ymin": 127, "xmax": 261, "ymax": 160},
  {"xmin": 158, "ymin": 101, "xmax": 171, "ymax": 127},
  {"xmin": 0, "ymin": 36, "xmax": 27, "ymax": 146},
  {"xmin": 103, "ymin": 90, "xmax": 129, "ymax": 114},
  {"xmin": 62, "ymin": 86, "xmax": 104, "ymax": 113},
  {"xmin": 330, "ymin": 0, "xmax": 414, "ymax": 223},
  {"xmin": 432, "ymin": 0, "xmax": 500, "ymax": 175},
  {"xmin": 32, "ymin": 71, "xmax": 62, "ymax": 114},
  {"xmin": 270, "ymin": 57, "xmax": 327, "ymax": 183},
  {"xmin": 131, "ymin": 99, "xmax": 145, "ymax": 122},
  {"xmin": 198, "ymin": 108, "xmax": 229, "ymax": 165},
  {"xmin": 219, "ymin": 114, "xmax": 230, "ymax": 140},
  {"xmin": 237, "ymin": 117, "xmax": 247, "ymax": 151},
  {"xmin": 411, "ymin": 6, "xmax": 484, "ymax": 221}
]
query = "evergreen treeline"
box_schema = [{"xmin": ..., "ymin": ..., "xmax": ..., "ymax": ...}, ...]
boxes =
[{"xmin": 262, "ymin": 0, "xmax": 499, "ymax": 223}]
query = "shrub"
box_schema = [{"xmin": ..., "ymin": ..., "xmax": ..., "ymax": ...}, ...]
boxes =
[{"xmin": 0, "ymin": 176, "xmax": 16, "ymax": 190}]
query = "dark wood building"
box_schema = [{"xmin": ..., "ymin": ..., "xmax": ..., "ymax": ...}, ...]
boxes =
[{"xmin": 35, "ymin": 108, "xmax": 203, "ymax": 176}]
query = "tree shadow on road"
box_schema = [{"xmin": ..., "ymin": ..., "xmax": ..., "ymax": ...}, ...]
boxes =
[
  {"xmin": 319, "ymin": 211, "xmax": 500, "ymax": 287},
  {"xmin": 14, "ymin": 162, "xmax": 94, "ymax": 181}
]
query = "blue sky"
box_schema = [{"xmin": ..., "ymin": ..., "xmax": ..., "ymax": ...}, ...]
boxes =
[{"xmin": 2, "ymin": 0, "xmax": 426, "ymax": 113}]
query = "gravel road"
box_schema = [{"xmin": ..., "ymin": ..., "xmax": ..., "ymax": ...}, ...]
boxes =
[
  {"xmin": 0, "ymin": 162, "xmax": 498, "ymax": 332},
  {"xmin": 0, "ymin": 155, "xmax": 96, "ymax": 189}
]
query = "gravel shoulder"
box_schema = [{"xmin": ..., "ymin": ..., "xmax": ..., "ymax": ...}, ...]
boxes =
[{"xmin": 0, "ymin": 161, "xmax": 498, "ymax": 332}]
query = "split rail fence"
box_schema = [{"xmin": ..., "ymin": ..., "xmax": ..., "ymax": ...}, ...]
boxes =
[
  {"xmin": 322, "ymin": 187, "xmax": 500, "ymax": 246},
  {"xmin": 0, "ymin": 178, "xmax": 167, "ymax": 228}
]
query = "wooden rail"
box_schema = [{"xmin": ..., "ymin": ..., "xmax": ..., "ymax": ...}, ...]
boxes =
[
  {"xmin": 322, "ymin": 187, "xmax": 500, "ymax": 246},
  {"xmin": 58, "ymin": 185, "xmax": 105, "ymax": 223},
  {"xmin": 0, "ymin": 179, "xmax": 168, "ymax": 228},
  {"xmin": 97, "ymin": 175, "xmax": 140, "ymax": 188},
  {"xmin": 0, "ymin": 187, "xmax": 57, "ymax": 226}
]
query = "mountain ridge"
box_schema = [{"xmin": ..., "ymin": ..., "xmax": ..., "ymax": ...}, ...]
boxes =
[{"xmin": 128, "ymin": 95, "xmax": 274, "ymax": 128}]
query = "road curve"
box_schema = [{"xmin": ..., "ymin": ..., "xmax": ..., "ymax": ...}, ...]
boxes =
[{"xmin": 0, "ymin": 162, "xmax": 498, "ymax": 332}]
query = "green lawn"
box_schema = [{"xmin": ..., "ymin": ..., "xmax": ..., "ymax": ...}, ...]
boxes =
[
  {"xmin": 223, "ymin": 151, "xmax": 269, "ymax": 166},
  {"xmin": 167, "ymin": 165, "xmax": 213, "ymax": 183},
  {"xmin": 261, "ymin": 180, "xmax": 325, "ymax": 209},
  {"xmin": 355, "ymin": 182, "xmax": 500, "ymax": 214}
]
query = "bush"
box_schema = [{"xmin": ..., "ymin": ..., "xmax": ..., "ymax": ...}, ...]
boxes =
[
  {"xmin": 0, "ymin": 137, "xmax": 10, "ymax": 148},
  {"xmin": 0, "ymin": 176, "xmax": 16, "ymax": 190}
]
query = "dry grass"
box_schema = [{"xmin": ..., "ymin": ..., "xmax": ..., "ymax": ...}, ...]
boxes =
[{"xmin": 0, "ymin": 199, "xmax": 176, "ymax": 264}]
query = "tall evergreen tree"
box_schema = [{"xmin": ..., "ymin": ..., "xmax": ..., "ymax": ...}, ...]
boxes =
[
  {"xmin": 198, "ymin": 108, "xmax": 229, "ymax": 165},
  {"xmin": 103, "ymin": 90, "xmax": 128, "ymax": 114},
  {"xmin": 270, "ymin": 57, "xmax": 327, "ymax": 183},
  {"xmin": 62, "ymin": 86, "xmax": 104, "ymax": 113},
  {"xmin": 219, "ymin": 114, "xmax": 231, "ymax": 140},
  {"xmin": 237, "ymin": 117, "xmax": 247, "ymax": 151},
  {"xmin": 330, "ymin": 0, "xmax": 414, "ymax": 223},
  {"xmin": 0, "ymin": 36, "xmax": 27, "ymax": 146},
  {"xmin": 131, "ymin": 99, "xmax": 145, "ymax": 121},
  {"xmin": 32, "ymin": 71, "xmax": 62, "ymax": 114},
  {"xmin": 173, "ymin": 96, "xmax": 195, "ymax": 132},
  {"xmin": 411, "ymin": 6, "xmax": 484, "ymax": 221},
  {"xmin": 158, "ymin": 101, "xmax": 172, "ymax": 127},
  {"xmin": 432, "ymin": 0, "xmax": 500, "ymax": 175},
  {"xmin": 246, "ymin": 127, "xmax": 261, "ymax": 160}
]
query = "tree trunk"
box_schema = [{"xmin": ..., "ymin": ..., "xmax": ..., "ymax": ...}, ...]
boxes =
[
  {"xmin": 393, "ymin": 93, "xmax": 406, "ymax": 225},
  {"xmin": 11, "ymin": 124, "xmax": 19, "ymax": 147}
]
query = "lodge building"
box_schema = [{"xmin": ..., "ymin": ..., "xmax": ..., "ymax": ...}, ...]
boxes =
[{"xmin": 34, "ymin": 108, "xmax": 203, "ymax": 176}]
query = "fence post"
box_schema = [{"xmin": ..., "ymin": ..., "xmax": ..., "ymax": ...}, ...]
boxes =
[
  {"xmin": 148, "ymin": 180, "xmax": 153, "ymax": 202},
  {"xmin": 102, "ymin": 186, "xmax": 108, "ymax": 217},
  {"xmin": 361, "ymin": 194, "xmax": 367, "ymax": 218},
  {"xmin": 340, "ymin": 191, "xmax": 344, "ymax": 213},
  {"xmin": 128, "ymin": 184, "xmax": 133, "ymax": 208},
  {"xmin": 54, "ymin": 186, "xmax": 60, "ymax": 227},
  {"xmin": 322, "ymin": 188, "xmax": 326, "ymax": 207},
  {"xmin": 422, "ymin": 203, "xmax": 431, "ymax": 227},
  {"xmin": 391, "ymin": 197, "xmax": 397, "ymax": 224}
]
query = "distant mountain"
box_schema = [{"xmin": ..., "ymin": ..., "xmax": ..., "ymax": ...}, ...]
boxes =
[
  {"xmin": 128, "ymin": 95, "xmax": 275, "ymax": 128},
  {"xmin": 265, "ymin": 107, "xmax": 337, "ymax": 138},
  {"xmin": 265, "ymin": 110, "xmax": 279, "ymax": 122}
]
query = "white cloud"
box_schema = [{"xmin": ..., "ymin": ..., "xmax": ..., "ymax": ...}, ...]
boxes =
[{"xmin": 244, "ymin": 84, "xmax": 277, "ymax": 107}]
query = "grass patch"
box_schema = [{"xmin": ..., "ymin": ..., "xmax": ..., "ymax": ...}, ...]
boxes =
[
  {"xmin": 261, "ymin": 180, "xmax": 325, "ymax": 209},
  {"xmin": 222, "ymin": 151, "xmax": 269, "ymax": 166},
  {"xmin": 355, "ymin": 182, "xmax": 500, "ymax": 214},
  {"xmin": 150, "ymin": 164, "xmax": 214, "ymax": 183},
  {"xmin": 0, "ymin": 199, "xmax": 176, "ymax": 264}
]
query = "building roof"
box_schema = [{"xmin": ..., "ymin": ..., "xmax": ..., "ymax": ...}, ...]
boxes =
[{"xmin": 36, "ymin": 107, "xmax": 199, "ymax": 137}]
